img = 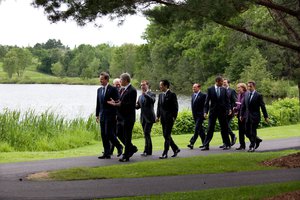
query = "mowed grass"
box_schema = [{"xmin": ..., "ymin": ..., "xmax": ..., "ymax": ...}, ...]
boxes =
[
  {"xmin": 104, "ymin": 181, "xmax": 300, "ymax": 200},
  {"xmin": 47, "ymin": 150, "xmax": 298, "ymax": 180},
  {"xmin": 0, "ymin": 124, "xmax": 299, "ymax": 163}
]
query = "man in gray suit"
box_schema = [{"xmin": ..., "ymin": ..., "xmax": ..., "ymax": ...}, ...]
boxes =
[{"xmin": 136, "ymin": 80, "xmax": 156, "ymax": 156}]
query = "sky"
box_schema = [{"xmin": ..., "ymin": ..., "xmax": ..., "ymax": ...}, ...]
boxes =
[{"xmin": 0, "ymin": 0, "xmax": 150, "ymax": 48}]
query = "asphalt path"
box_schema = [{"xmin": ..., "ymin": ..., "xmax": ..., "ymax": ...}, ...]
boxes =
[{"xmin": 0, "ymin": 137, "xmax": 299, "ymax": 200}]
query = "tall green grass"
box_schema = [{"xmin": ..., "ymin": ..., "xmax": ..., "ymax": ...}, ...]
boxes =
[{"xmin": 0, "ymin": 109, "xmax": 99, "ymax": 152}]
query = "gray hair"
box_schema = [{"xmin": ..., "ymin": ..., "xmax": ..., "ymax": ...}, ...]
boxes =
[{"xmin": 120, "ymin": 73, "xmax": 131, "ymax": 83}]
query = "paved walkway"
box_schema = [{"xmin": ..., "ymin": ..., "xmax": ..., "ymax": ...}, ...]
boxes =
[{"xmin": 0, "ymin": 137, "xmax": 299, "ymax": 199}]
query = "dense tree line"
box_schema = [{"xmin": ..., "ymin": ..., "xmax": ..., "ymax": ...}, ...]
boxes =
[{"xmin": 0, "ymin": 2, "xmax": 299, "ymax": 98}]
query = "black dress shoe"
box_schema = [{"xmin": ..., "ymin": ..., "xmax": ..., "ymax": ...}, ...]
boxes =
[
  {"xmin": 171, "ymin": 149, "xmax": 180, "ymax": 157},
  {"xmin": 129, "ymin": 146, "xmax": 138, "ymax": 157},
  {"xmin": 187, "ymin": 144, "xmax": 193, "ymax": 149},
  {"xmin": 199, "ymin": 145, "xmax": 205, "ymax": 148},
  {"xmin": 117, "ymin": 147, "xmax": 123, "ymax": 157},
  {"xmin": 255, "ymin": 139, "xmax": 262, "ymax": 149},
  {"xmin": 231, "ymin": 136, "xmax": 237, "ymax": 146},
  {"xmin": 219, "ymin": 144, "xmax": 226, "ymax": 148},
  {"xmin": 201, "ymin": 147, "xmax": 209, "ymax": 151},
  {"xmin": 119, "ymin": 157, "xmax": 129, "ymax": 162},
  {"xmin": 98, "ymin": 155, "xmax": 111, "ymax": 159},
  {"xmin": 248, "ymin": 147, "xmax": 255, "ymax": 152},
  {"xmin": 159, "ymin": 155, "xmax": 168, "ymax": 159},
  {"xmin": 223, "ymin": 146, "xmax": 231, "ymax": 150},
  {"xmin": 236, "ymin": 146, "xmax": 245, "ymax": 150}
]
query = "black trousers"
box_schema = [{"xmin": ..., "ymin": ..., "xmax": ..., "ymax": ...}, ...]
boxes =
[
  {"xmin": 245, "ymin": 119, "xmax": 261, "ymax": 148},
  {"xmin": 189, "ymin": 117, "xmax": 205, "ymax": 145},
  {"xmin": 161, "ymin": 120, "xmax": 179, "ymax": 155},
  {"xmin": 141, "ymin": 120, "xmax": 153, "ymax": 155},
  {"xmin": 100, "ymin": 116, "xmax": 122, "ymax": 156},
  {"xmin": 117, "ymin": 119, "xmax": 136, "ymax": 158},
  {"xmin": 226, "ymin": 114, "xmax": 236, "ymax": 142},
  {"xmin": 238, "ymin": 118, "xmax": 248, "ymax": 148},
  {"xmin": 204, "ymin": 113, "xmax": 230, "ymax": 147}
]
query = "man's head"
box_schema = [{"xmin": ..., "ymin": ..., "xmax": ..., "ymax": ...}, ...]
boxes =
[
  {"xmin": 215, "ymin": 76, "xmax": 224, "ymax": 87},
  {"xmin": 140, "ymin": 80, "xmax": 149, "ymax": 92},
  {"xmin": 159, "ymin": 79, "xmax": 170, "ymax": 92},
  {"xmin": 99, "ymin": 72, "xmax": 109, "ymax": 86},
  {"xmin": 113, "ymin": 78, "xmax": 121, "ymax": 89},
  {"xmin": 192, "ymin": 83, "xmax": 201, "ymax": 93},
  {"xmin": 223, "ymin": 79, "xmax": 230, "ymax": 88},
  {"xmin": 247, "ymin": 81, "xmax": 256, "ymax": 92},
  {"xmin": 120, "ymin": 73, "xmax": 131, "ymax": 87}
]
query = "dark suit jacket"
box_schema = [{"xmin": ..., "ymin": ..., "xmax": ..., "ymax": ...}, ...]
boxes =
[
  {"xmin": 96, "ymin": 84, "xmax": 119, "ymax": 119},
  {"xmin": 191, "ymin": 92, "xmax": 206, "ymax": 120},
  {"xmin": 157, "ymin": 90, "xmax": 178, "ymax": 123},
  {"xmin": 204, "ymin": 86, "xmax": 230, "ymax": 115},
  {"xmin": 117, "ymin": 84, "xmax": 137, "ymax": 122},
  {"xmin": 136, "ymin": 91, "xmax": 156, "ymax": 123},
  {"xmin": 241, "ymin": 91, "xmax": 268, "ymax": 124},
  {"xmin": 227, "ymin": 87, "xmax": 237, "ymax": 111}
]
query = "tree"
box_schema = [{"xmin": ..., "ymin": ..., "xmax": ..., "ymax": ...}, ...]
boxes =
[
  {"xmin": 51, "ymin": 62, "xmax": 64, "ymax": 77},
  {"xmin": 2, "ymin": 48, "xmax": 32, "ymax": 78},
  {"xmin": 32, "ymin": 0, "xmax": 300, "ymax": 52}
]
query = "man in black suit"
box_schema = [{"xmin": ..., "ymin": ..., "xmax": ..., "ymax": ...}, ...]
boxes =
[
  {"xmin": 201, "ymin": 76, "xmax": 231, "ymax": 151},
  {"xmin": 240, "ymin": 81, "xmax": 269, "ymax": 152},
  {"xmin": 220, "ymin": 78, "xmax": 237, "ymax": 148},
  {"xmin": 136, "ymin": 80, "xmax": 156, "ymax": 156},
  {"xmin": 187, "ymin": 83, "xmax": 207, "ymax": 149},
  {"xmin": 108, "ymin": 73, "xmax": 138, "ymax": 162},
  {"xmin": 156, "ymin": 80, "xmax": 180, "ymax": 159},
  {"xmin": 96, "ymin": 72, "xmax": 123, "ymax": 159}
]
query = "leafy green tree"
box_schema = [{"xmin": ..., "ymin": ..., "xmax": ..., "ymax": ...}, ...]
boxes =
[
  {"xmin": 2, "ymin": 48, "xmax": 32, "ymax": 78},
  {"xmin": 51, "ymin": 62, "xmax": 64, "ymax": 77},
  {"xmin": 110, "ymin": 44, "xmax": 137, "ymax": 77}
]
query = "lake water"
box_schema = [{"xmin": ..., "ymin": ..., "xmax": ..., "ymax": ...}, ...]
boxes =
[{"xmin": 0, "ymin": 84, "xmax": 191, "ymax": 119}]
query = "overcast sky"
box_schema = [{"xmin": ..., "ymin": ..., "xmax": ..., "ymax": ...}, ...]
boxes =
[{"xmin": 0, "ymin": 0, "xmax": 150, "ymax": 48}]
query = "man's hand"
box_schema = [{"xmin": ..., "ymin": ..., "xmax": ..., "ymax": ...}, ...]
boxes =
[
  {"xmin": 204, "ymin": 113, "xmax": 207, "ymax": 119},
  {"xmin": 155, "ymin": 117, "xmax": 160, "ymax": 123},
  {"xmin": 265, "ymin": 117, "xmax": 269, "ymax": 123},
  {"xmin": 228, "ymin": 110, "xmax": 232, "ymax": 116},
  {"xmin": 96, "ymin": 116, "xmax": 100, "ymax": 123}
]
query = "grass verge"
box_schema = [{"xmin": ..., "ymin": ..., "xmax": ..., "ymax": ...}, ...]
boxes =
[
  {"xmin": 103, "ymin": 181, "xmax": 300, "ymax": 200},
  {"xmin": 1, "ymin": 124, "xmax": 299, "ymax": 163},
  {"xmin": 46, "ymin": 150, "xmax": 298, "ymax": 180}
]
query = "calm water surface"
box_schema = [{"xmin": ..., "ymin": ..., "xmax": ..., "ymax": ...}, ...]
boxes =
[{"xmin": 0, "ymin": 84, "xmax": 191, "ymax": 119}]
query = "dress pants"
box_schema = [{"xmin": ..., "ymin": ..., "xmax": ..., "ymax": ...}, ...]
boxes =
[
  {"xmin": 100, "ymin": 116, "xmax": 122, "ymax": 156},
  {"xmin": 117, "ymin": 119, "xmax": 136, "ymax": 158},
  {"xmin": 190, "ymin": 117, "xmax": 205, "ymax": 145},
  {"xmin": 162, "ymin": 120, "xmax": 179, "ymax": 155},
  {"xmin": 203, "ymin": 112, "xmax": 230, "ymax": 147},
  {"xmin": 141, "ymin": 120, "xmax": 153, "ymax": 155}
]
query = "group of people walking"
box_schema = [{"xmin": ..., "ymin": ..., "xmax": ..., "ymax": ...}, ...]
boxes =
[
  {"xmin": 187, "ymin": 76, "xmax": 269, "ymax": 152},
  {"xmin": 96, "ymin": 73, "xmax": 269, "ymax": 162}
]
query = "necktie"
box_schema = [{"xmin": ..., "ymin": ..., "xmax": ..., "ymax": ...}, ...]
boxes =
[
  {"xmin": 193, "ymin": 93, "xmax": 197, "ymax": 103},
  {"xmin": 248, "ymin": 92, "xmax": 253, "ymax": 102},
  {"xmin": 120, "ymin": 88, "xmax": 125, "ymax": 96},
  {"xmin": 216, "ymin": 87, "xmax": 220, "ymax": 97},
  {"xmin": 141, "ymin": 94, "xmax": 145, "ymax": 103}
]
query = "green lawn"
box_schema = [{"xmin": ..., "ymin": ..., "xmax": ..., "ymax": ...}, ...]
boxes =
[
  {"xmin": 1, "ymin": 124, "xmax": 299, "ymax": 163},
  {"xmin": 104, "ymin": 181, "xmax": 300, "ymax": 200},
  {"xmin": 45, "ymin": 150, "xmax": 298, "ymax": 181}
]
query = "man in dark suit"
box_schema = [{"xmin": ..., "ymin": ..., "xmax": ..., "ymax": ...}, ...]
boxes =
[
  {"xmin": 187, "ymin": 83, "xmax": 207, "ymax": 149},
  {"xmin": 136, "ymin": 80, "xmax": 156, "ymax": 156},
  {"xmin": 108, "ymin": 73, "xmax": 138, "ymax": 162},
  {"xmin": 220, "ymin": 78, "xmax": 237, "ymax": 147},
  {"xmin": 156, "ymin": 80, "xmax": 180, "ymax": 159},
  {"xmin": 96, "ymin": 72, "xmax": 123, "ymax": 159},
  {"xmin": 240, "ymin": 81, "xmax": 269, "ymax": 152},
  {"xmin": 201, "ymin": 76, "xmax": 231, "ymax": 151}
]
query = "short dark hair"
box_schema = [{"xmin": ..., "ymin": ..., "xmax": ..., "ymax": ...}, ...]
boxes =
[
  {"xmin": 215, "ymin": 76, "xmax": 223, "ymax": 82},
  {"xmin": 224, "ymin": 78, "xmax": 230, "ymax": 84},
  {"xmin": 248, "ymin": 81, "xmax": 256, "ymax": 87},
  {"xmin": 120, "ymin": 73, "xmax": 131, "ymax": 83},
  {"xmin": 194, "ymin": 83, "xmax": 201, "ymax": 88},
  {"xmin": 160, "ymin": 79, "xmax": 170, "ymax": 88},
  {"xmin": 100, "ymin": 72, "xmax": 110, "ymax": 80}
]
